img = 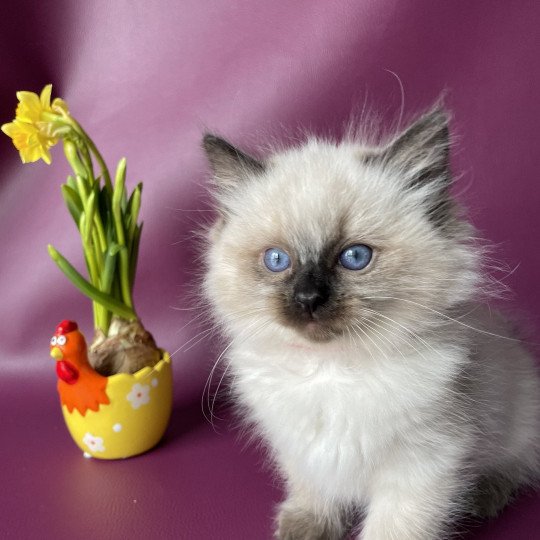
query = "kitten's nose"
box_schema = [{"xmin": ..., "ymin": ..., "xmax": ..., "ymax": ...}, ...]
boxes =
[{"xmin": 294, "ymin": 287, "xmax": 329, "ymax": 316}]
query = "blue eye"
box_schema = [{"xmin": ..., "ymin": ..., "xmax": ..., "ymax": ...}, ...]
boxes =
[
  {"xmin": 264, "ymin": 248, "xmax": 291, "ymax": 272},
  {"xmin": 339, "ymin": 244, "xmax": 372, "ymax": 270}
]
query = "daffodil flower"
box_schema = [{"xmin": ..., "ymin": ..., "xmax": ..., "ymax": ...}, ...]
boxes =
[
  {"xmin": 1, "ymin": 120, "xmax": 56, "ymax": 164},
  {"xmin": 1, "ymin": 84, "xmax": 69, "ymax": 164}
]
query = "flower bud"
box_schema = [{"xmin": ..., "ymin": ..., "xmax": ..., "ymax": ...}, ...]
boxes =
[{"xmin": 63, "ymin": 140, "xmax": 87, "ymax": 179}]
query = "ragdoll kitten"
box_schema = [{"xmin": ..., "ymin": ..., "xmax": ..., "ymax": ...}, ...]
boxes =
[{"xmin": 201, "ymin": 107, "xmax": 540, "ymax": 540}]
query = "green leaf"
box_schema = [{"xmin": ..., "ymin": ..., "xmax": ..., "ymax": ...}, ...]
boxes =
[
  {"xmin": 66, "ymin": 175, "xmax": 77, "ymax": 191},
  {"xmin": 48, "ymin": 244, "xmax": 136, "ymax": 320},
  {"xmin": 77, "ymin": 213, "xmax": 98, "ymax": 283},
  {"xmin": 129, "ymin": 222, "xmax": 143, "ymax": 289},
  {"xmin": 89, "ymin": 183, "xmax": 106, "ymax": 255},
  {"xmin": 112, "ymin": 158, "xmax": 132, "ymax": 308},
  {"xmin": 84, "ymin": 190, "xmax": 97, "ymax": 245},
  {"xmin": 112, "ymin": 158, "xmax": 126, "ymax": 212},
  {"xmin": 98, "ymin": 184, "xmax": 111, "ymax": 219},
  {"xmin": 126, "ymin": 183, "xmax": 142, "ymax": 247},
  {"xmin": 109, "ymin": 242, "xmax": 123, "ymax": 256},
  {"xmin": 75, "ymin": 174, "xmax": 89, "ymax": 201},
  {"xmin": 61, "ymin": 184, "xmax": 83, "ymax": 227},
  {"xmin": 78, "ymin": 213, "xmax": 86, "ymax": 238},
  {"xmin": 100, "ymin": 243, "xmax": 120, "ymax": 294}
]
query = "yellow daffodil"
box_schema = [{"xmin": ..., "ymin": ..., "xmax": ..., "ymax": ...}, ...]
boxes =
[
  {"xmin": 1, "ymin": 120, "xmax": 56, "ymax": 164},
  {"xmin": 1, "ymin": 84, "xmax": 69, "ymax": 164}
]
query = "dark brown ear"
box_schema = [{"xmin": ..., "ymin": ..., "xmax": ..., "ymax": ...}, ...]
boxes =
[
  {"xmin": 375, "ymin": 106, "xmax": 456, "ymax": 229},
  {"xmin": 202, "ymin": 134, "xmax": 265, "ymax": 189},
  {"xmin": 381, "ymin": 106, "xmax": 451, "ymax": 189}
]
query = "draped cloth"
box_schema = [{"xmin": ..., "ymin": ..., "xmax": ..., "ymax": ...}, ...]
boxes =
[{"xmin": 0, "ymin": 2, "xmax": 538, "ymax": 537}]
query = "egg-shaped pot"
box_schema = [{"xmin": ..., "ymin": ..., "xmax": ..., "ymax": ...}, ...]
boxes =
[{"xmin": 60, "ymin": 351, "xmax": 172, "ymax": 459}]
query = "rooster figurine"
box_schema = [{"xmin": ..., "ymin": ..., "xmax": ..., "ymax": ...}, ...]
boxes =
[
  {"xmin": 50, "ymin": 320, "xmax": 173, "ymax": 459},
  {"xmin": 50, "ymin": 320, "xmax": 110, "ymax": 415}
]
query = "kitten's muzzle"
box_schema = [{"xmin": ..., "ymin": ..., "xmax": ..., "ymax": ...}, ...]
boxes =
[{"xmin": 293, "ymin": 271, "xmax": 330, "ymax": 317}]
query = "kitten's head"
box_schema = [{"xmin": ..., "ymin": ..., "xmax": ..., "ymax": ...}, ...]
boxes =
[{"xmin": 202, "ymin": 108, "xmax": 481, "ymax": 350}]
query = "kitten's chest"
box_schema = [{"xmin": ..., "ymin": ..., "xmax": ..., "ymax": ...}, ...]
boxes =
[{"xmin": 234, "ymin": 356, "xmax": 422, "ymax": 500}]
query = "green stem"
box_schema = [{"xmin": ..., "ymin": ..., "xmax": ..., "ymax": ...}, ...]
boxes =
[
  {"xmin": 94, "ymin": 211, "xmax": 107, "ymax": 255},
  {"xmin": 75, "ymin": 174, "xmax": 88, "ymax": 203},
  {"xmin": 79, "ymin": 144, "xmax": 95, "ymax": 184},
  {"xmin": 70, "ymin": 175, "xmax": 108, "ymax": 332},
  {"xmin": 73, "ymin": 141, "xmax": 107, "ymax": 256},
  {"xmin": 79, "ymin": 212, "xmax": 102, "ymax": 328},
  {"xmin": 91, "ymin": 229, "xmax": 104, "ymax": 273},
  {"xmin": 80, "ymin": 215, "xmax": 99, "ymax": 282},
  {"xmin": 112, "ymin": 158, "xmax": 133, "ymax": 309},
  {"xmin": 68, "ymin": 117, "xmax": 113, "ymax": 194}
]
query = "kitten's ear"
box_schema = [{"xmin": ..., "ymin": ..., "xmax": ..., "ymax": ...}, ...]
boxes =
[
  {"xmin": 202, "ymin": 134, "xmax": 265, "ymax": 189},
  {"xmin": 380, "ymin": 106, "xmax": 450, "ymax": 189},
  {"xmin": 374, "ymin": 106, "xmax": 456, "ymax": 229}
]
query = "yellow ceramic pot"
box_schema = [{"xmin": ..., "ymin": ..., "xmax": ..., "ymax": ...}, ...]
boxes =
[{"xmin": 61, "ymin": 352, "xmax": 173, "ymax": 459}]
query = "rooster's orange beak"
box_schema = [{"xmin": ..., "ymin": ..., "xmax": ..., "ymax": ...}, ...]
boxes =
[{"xmin": 50, "ymin": 347, "xmax": 63, "ymax": 360}]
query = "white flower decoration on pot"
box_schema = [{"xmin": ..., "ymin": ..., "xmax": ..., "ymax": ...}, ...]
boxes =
[
  {"xmin": 127, "ymin": 383, "xmax": 151, "ymax": 409},
  {"xmin": 83, "ymin": 432, "xmax": 105, "ymax": 453}
]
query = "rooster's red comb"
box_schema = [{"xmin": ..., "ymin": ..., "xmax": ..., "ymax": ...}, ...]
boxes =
[{"xmin": 55, "ymin": 320, "xmax": 78, "ymax": 335}]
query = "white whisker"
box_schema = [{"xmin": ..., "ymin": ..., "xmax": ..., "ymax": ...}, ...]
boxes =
[
  {"xmin": 209, "ymin": 320, "xmax": 271, "ymax": 423},
  {"xmin": 364, "ymin": 296, "xmax": 524, "ymax": 342},
  {"xmin": 202, "ymin": 316, "xmax": 271, "ymax": 429}
]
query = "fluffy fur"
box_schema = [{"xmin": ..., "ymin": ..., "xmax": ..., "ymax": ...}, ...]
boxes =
[{"xmin": 201, "ymin": 107, "xmax": 540, "ymax": 539}]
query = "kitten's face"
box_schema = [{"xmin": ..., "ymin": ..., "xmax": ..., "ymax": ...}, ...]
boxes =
[{"xmin": 203, "ymin": 110, "xmax": 480, "ymax": 349}]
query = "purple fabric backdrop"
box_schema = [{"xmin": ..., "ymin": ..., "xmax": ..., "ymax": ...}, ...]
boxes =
[{"xmin": 1, "ymin": 1, "xmax": 539, "ymax": 538}]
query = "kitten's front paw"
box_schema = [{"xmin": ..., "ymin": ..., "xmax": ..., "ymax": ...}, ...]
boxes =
[
  {"xmin": 467, "ymin": 473, "xmax": 518, "ymax": 519},
  {"xmin": 275, "ymin": 505, "xmax": 345, "ymax": 540}
]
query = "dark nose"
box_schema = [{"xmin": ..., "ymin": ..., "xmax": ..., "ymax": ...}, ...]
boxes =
[{"xmin": 294, "ymin": 284, "xmax": 330, "ymax": 316}]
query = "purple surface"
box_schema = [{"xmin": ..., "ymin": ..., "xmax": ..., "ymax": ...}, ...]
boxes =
[{"xmin": 1, "ymin": 1, "xmax": 539, "ymax": 538}]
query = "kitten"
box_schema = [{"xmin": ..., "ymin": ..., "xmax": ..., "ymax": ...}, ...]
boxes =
[{"xmin": 201, "ymin": 107, "xmax": 540, "ymax": 540}]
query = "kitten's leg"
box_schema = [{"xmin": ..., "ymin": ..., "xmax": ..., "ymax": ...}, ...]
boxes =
[
  {"xmin": 358, "ymin": 444, "xmax": 467, "ymax": 540},
  {"xmin": 467, "ymin": 471, "xmax": 520, "ymax": 518},
  {"xmin": 275, "ymin": 484, "xmax": 349, "ymax": 540}
]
